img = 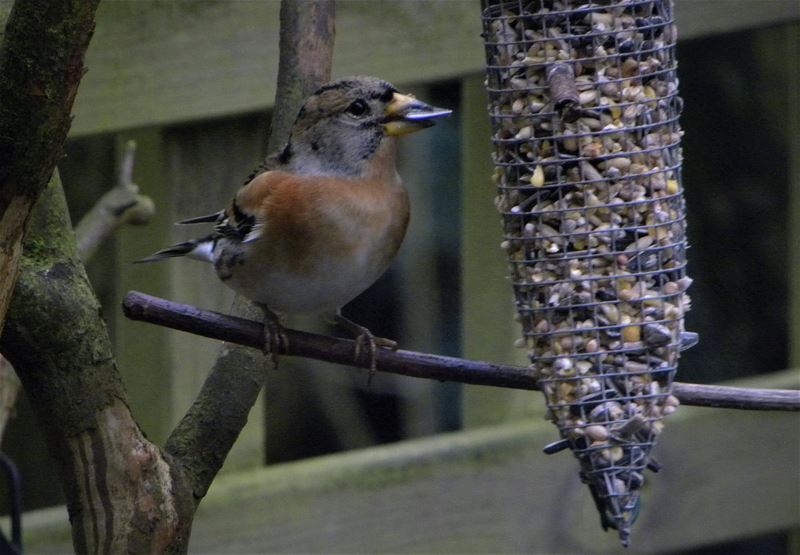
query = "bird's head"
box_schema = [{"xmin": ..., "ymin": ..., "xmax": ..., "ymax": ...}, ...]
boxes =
[{"xmin": 280, "ymin": 76, "xmax": 452, "ymax": 178}]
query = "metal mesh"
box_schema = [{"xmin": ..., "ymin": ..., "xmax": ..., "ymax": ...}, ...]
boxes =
[{"xmin": 480, "ymin": 0, "xmax": 692, "ymax": 546}]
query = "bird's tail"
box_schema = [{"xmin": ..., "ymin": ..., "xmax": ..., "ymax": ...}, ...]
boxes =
[{"xmin": 135, "ymin": 236, "xmax": 214, "ymax": 264}]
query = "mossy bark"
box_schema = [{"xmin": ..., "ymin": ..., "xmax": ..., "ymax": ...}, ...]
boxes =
[
  {"xmin": 1, "ymin": 174, "xmax": 196, "ymax": 553},
  {"xmin": 0, "ymin": 0, "xmax": 337, "ymax": 551},
  {"xmin": 0, "ymin": 2, "xmax": 197, "ymax": 552},
  {"xmin": 0, "ymin": 0, "xmax": 99, "ymax": 335}
]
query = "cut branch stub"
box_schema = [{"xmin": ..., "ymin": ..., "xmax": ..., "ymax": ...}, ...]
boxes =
[{"xmin": 546, "ymin": 63, "xmax": 580, "ymax": 122}]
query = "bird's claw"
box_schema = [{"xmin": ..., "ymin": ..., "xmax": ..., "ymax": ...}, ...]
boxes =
[
  {"xmin": 334, "ymin": 313, "xmax": 396, "ymax": 383},
  {"xmin": 353, "ymin": 331, "xmax": 397, "ymax": 383},
  {"xmin": 260, "ymin": 307, "xmax": 288, "ymax": 369}
]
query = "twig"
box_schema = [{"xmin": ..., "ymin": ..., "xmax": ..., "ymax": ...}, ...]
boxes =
[
  {"xmin": 123, "ymin": 291, "xmax": 800, "ymax": 412},
  {"xmin": 74, "ymin": 140, "xmax": 155, "ymax": 262}
]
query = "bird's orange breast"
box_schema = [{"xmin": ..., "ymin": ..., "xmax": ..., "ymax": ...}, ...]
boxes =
[{"xmin": 229, "ymin": 170, "xmax": 409, "ymax": 312}]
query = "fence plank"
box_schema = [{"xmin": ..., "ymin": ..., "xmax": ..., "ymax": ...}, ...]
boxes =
[
  {"xmin": 460, "ymin": 73, "xmax": 536, "ymax": 427},
  {"xmin": 20, "ymin": 371, "xmax": 800, "ymax": 554},
  {"xmin": 68, "ymin": 1, "xmax": 800, "ymax": 137}
]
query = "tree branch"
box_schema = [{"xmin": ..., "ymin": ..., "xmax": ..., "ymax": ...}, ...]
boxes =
[
  {"xmin": 163, "ymin": 0, "xmax": 336, "ymax": 502},
  {"xmin": 74, "ymin": 140, "xmax": 155, "ymax": 262},
  {"xmin": 0, "ymin": 0, "xmax": 99, "ymax": 335},
  {"xmin": 2, "ymin": 177, "xmax": 194, "ymax": 554},
  {"xmin": 268, "ymin": 0, "xmax": 336, "ymax": 153},
  {"xmin": 123, "ymin": 291, "xmax": 800, "ymax": 412},
  {"xmin": 0, "ymin": 3, "xmax": 196, "ymax": 552}
]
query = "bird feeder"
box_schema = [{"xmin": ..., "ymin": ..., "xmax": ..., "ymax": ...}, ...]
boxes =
[{"xmin": 481, "ymin": 0, "xmax": 692, "ymax": 545}]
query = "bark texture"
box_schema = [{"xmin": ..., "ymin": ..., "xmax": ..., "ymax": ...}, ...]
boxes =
[
  {"xmin": 0, "ymin": 0, "xmax": 99, "ymax": 335},
  {"xmin": 1, "ymin": 175, "xmax": 195, "ymax": 553},
  {"xmin": 269, "ymin": 0, "xmax": 336, "ymax": 153},
  {"xmin": 0, "ymin": 0, "xmax": 337, "ymax": 551}
]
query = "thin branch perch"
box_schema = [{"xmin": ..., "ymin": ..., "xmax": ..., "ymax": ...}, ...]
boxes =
[{"xmin": 123, "ymin": 291, "xmax": 800, "ymax": 412}]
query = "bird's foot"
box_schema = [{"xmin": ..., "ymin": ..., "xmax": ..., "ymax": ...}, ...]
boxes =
[
  {"xmin": 259, "ymin": 305, "xmax": 288, "ymax": 369},
  {"xmin": 333, "ymin": 313, "xmax": 397, "ymax": 383}
]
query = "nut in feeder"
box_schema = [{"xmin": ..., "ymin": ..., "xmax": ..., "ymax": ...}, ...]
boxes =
[{"xmin": 480, "ymin": 0, "xmax": 695, "ymax": 546}]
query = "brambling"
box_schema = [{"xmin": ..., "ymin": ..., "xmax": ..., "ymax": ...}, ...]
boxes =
[{"xmin": 139, "ymin": 76, "xmax": 452, "ymax": 373}]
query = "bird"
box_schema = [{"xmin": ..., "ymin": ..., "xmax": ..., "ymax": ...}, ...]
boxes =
[{"xmin": 137, "ymin": 76, "xmax": 452, "ymax": 375}]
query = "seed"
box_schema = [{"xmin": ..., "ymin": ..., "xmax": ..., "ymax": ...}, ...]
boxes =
[
  {"xmin": 600, "ymin": 303, "xmax": 620, "ymax": 323},
  {"xmin": 643, "ymin": 323, "xmax": 672, "ymax": 347},
  {"xmin": 554, "ymin": 357, "xmax": 574, "ymax": 374},
  {"xmin": 599, "ymin": 445, "xmax": 624, "ymax": 463},
  {"xmin": 664, "ymin": 281, "xmax": 679, "ymax": 294},
  {"xmin": 585, "ymin": 424, "xmax": 609, "ymax": 441},
  {"xmin": 562, "ymin": 133, "xmax": 578, "ymax": 152},
  {"xmin": 579, "ymin": 90, "xmax": 598, "ymax": 105},
  {"xmin": 515, "ymin": 126, "xmax": 533, "ymax": 140},
  {"xmin": 622, "ymin": 325, "xmax": 641, "ymax": 342},
  {"xmin": 666, "ymin": 179, "xmax": 679, "ymax": 194},
  {"xmin": 576, "ymin": 361, "xmax": 593, "ymax": 374},
  {"xmin": 531, "ymin": 164, "xmax": 545, "ymax": 187},
  {"xmin": 606, "ymin": 157, "xmax": 632, "ymax": 171}
]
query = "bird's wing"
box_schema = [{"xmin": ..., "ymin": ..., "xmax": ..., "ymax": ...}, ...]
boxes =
[
  {"xmin": 177, "ymin": 211, "xmax": 226, "ymax": 225},
  {"xmin": 216, "ymin": 170, "xmax": 302, "ymax": 244},
  {"xmin": 136, "ymin": 155, "xmax": 292, "ymax": 264}
]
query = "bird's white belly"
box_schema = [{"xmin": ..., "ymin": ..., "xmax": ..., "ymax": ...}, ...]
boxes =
[{"xmin": 222, "ymin": 241, "xmax": 389, "ymax": 315}]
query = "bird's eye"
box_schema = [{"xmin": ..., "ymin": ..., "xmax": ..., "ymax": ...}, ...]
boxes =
[{"xmin": 345, "ymin": 99, "xmax": 369, "ymax": 117}]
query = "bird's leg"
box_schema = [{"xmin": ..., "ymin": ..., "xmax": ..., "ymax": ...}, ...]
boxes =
[
  {"xmin": 257, "ymin": 304, "xmax": 289, "ymax": 369},
  {"xmin": 332, "ymin": 312, "xmax": 397, "ymax": 382}
]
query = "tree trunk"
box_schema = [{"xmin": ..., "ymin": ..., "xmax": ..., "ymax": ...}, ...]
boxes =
[
  {"xmin": 0, "ymin": 0, "xmax": 337, "ymax": 552},
  {"xmin": 0, "ymin": 0, "xmax": 99, "ymax": 336},
  {"xmin": 1, "ymin": 174, "xmax": 195, "ymax": 553}
]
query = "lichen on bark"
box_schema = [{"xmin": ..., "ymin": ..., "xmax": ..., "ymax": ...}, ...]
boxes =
[{"xmin": 2, "ymin": 172, "xmax": 196, "ymax": 554}]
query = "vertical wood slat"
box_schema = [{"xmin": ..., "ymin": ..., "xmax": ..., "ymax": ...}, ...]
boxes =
[
  {"xmin": 164, "ymin": 115, "xmax": 271, "ymax": 470},
  {"xmin": 113, "ymin": 128, "xmax": 173, "ymax": 444},
  {"xmin": 114, "ymin": 120, "xmax": 268, "ymax": 469},
  {"xmin": 460, "ymin": 74, "xmax": 540, "ymax": 428},
  {"xmin": 786, "ymin": 24, "xmax": 800, "ymax": 551},
  {"xmin": 393, "ymin": 82, "xmax": 463, "ymax": 436},
  {"xmin": 788, "ymin": 24, "xmax": 800, "ymax": 369}
]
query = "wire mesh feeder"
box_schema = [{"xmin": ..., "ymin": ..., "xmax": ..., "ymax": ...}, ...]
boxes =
[{"xmin": 480, "ymin": 0, "xmax": 694, "ymax": 547}]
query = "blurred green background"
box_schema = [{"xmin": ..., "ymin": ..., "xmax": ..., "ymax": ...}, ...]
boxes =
[{"xmin": 1, "ymin": 1, "xmax": 798, "ymax": 553}]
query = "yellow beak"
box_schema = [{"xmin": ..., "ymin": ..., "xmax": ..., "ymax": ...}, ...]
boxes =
[{"xmin": 383, "ymin": 92, "xmax": 452, "ymax": 136}]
